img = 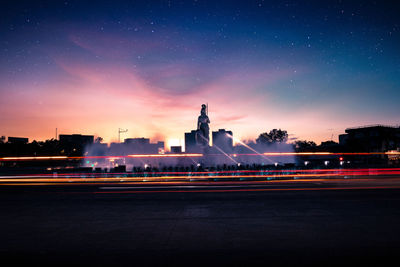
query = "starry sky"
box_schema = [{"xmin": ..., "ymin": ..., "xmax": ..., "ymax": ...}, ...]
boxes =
[{"xmin": 1, "ymin": 0, "xmax": 399, "ymax": 147}]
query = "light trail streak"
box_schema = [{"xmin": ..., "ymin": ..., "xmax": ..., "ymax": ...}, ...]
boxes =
[
  {"xmin": 210, "ymin": 143, "xmax": 238, "ymax": 164},
  {"xmin": 1, "ymin": 152, "xmax": 399, "ymax": 161},
  {"xmin": 263, "ymin": 152, "xmax": 400, "ymax": 156},
  {"xmin": 197, "ymin": 132, "xmax": 238, "ymax": 164},
  {"xmin": 0, "ymin": 154, "xmax": 202, "ymax": 161},
  {"xmin": 127, "ymin": 153, "xmax": 203, "ymax": 158},
  {"xmin": 0, "ymin": 156, "xmax": 69, "ymax": 161},
  {"xmin": 225, "ymin": 132, "xmax": 274, "ymax": 163},
  {"xmin": 1, "ymin": 179, "xmax": 333, "ymax": 187},
  {"xmin": 0, "ymin": 169, "xmax": 400, "ymax": 183},
  {"xmin": 2, "ymin": 168, "xmax": 400, "ymax": 178},
  {"xmin": 3, "ymin": 176, "xmax": 400, "ymax": 187}
]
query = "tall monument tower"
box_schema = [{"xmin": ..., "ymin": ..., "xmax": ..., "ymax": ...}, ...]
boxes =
[{"xmin": 196, "ymin": 104, "xmax": 210, "ymax": 147}]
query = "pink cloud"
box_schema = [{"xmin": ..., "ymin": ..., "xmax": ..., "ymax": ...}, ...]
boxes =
[
  {"xmin": 69, "ymin": 31, "xmax": 162, "ymax": 59},
  {"xmin": 1, "ymin": 29, "xmax": 349, "ymax": 144}
]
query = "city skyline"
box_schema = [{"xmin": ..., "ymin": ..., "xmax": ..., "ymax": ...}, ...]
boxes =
[{"xmin": 1, "ymin": 1, "xmax": 399, "ymax": 145}]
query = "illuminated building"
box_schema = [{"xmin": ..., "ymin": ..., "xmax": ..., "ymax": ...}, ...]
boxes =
[
  {"xmin": 212, "ymin": 129, "xmax": 233, "ymax": 153},
  {"xmin": 185, "ymin": 130, "xmax": 200, "ymax": 153}
]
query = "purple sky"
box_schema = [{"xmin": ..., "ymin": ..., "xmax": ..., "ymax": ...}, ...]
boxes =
[{"xmin": 1, "ymin": 1, "xmax": 399, "ymax": 147}]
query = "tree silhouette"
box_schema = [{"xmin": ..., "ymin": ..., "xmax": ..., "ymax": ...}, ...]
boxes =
[
  {"xmin": 256, "ymin": 129, "xmax": 288, "ymax": 145},
  {"xmin": 95, "ymin": 137, "xmax": 103, "ymax": 143}
]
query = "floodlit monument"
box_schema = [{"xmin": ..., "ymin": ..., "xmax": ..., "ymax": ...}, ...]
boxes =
[{"xmin": 196, "ymin": 104, "xmax": 210, "ymax": 148}]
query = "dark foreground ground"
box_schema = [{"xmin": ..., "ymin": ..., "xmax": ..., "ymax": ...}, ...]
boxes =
[{"xmin": 1, "ymin": 181, "xmax": 400, "ymax": 266}]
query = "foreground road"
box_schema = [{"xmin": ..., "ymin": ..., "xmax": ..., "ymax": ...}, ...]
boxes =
[{"xmin": 1, "ymin": 177, "xmax": 400, "ymax": 266}]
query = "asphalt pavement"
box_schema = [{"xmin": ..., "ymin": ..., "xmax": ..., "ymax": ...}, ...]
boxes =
[{"xmin": 1, "ymin": 178, "xmax": 400, "ymax": 266}]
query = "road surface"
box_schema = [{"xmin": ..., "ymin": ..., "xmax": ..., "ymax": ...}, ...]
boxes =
[{"xmin": 0, "ymin": 175, "xmax": 400, "ymax": 266}]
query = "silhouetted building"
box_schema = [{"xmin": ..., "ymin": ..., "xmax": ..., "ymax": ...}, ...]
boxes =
[
  {"xmin": 170, "ymin": 146, "xmax": 182, "ymax": 153},
  {"xmin": 124, "ymin": 138, "xmax": 150, "ymax": 145},
  {"xmin": 339, "ymin": 125, "xmax": 400, "ymax": 152},
  {"xmin": 59, "ymin": 134, "xmax": 94, "ymax": 145},
  {"xmin": 339, "ymin": 134, "xmax": 348, "ymax": 145},
  {"xmin": 156, "ymin": 142, "xmax": 165, "ymax": 153},
  {"xmin": 7, "ymin": 137, "xmax": 29, "ymax": 144},
  {"xmin": 58, "ymin": 134, "xmax": 94, "ymax": 156},
  {"xmin": 212, "ymin": 129, "xmax": 233, "ymax": 153},
  {"xmin": 122, "ymin": 138, "xmax": 164, "ymax": 154},
  {"xmin": 185, "ymin": 130, "xmax": 200, "ymax": 153}
]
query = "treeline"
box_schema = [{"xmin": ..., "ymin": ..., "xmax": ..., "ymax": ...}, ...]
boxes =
[
  {"xmin": 0, "ymin": 139, "xmax": 86, "ymax": 157},
  {"xmin": 0, "ymin": 128, "xmax": 343, "ymax": 157}
]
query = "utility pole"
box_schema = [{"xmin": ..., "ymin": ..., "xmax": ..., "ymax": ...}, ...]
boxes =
[
  {"xmin": 55, "ymin": 128, "xmax": 58, "ymax": 140},
  {"xmin": 118, "ymin": 128, "xmax": 128, "ymax": 143}
]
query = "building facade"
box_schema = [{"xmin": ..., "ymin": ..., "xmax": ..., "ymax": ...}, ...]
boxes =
[
  {"xmin": 185, "ymin": 130, "xmax": 200, "ymax": 153},
  {"xmin": 339, "ymin": 125, "xmax": 400, "ymax": 152},
  {"xmin": 212, "ymin": 129, "xmax": 233, "ymax": 153}
]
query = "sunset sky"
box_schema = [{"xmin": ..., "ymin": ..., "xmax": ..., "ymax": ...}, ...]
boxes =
[{"xmin": 1, "ymin": 0, "xmax": 399, "ymax": 147}]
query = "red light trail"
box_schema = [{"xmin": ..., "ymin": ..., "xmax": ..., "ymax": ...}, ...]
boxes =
[
  {"xmin": 0, "ymin": 168, "xmax": 399, "ymax": 184},
  {"xmin": 0, "ymin": 151, "xmax": 399, "ymax": 161}
]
